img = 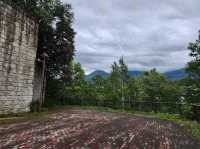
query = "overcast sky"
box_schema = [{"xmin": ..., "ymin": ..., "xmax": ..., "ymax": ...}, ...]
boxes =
[{"xmin": 63, "ymin": 0, "xmax": 200, "ymax": 74}]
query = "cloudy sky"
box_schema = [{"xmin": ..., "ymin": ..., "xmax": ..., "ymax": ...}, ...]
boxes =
[{"xmin": 63, "ymin": 0, "xmax": 200, "ymax": 74}]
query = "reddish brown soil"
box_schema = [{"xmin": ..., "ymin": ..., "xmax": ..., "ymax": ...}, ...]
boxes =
[{"xmin": 0, "ymin": 108, "xmax": 199, "ymax": 149}]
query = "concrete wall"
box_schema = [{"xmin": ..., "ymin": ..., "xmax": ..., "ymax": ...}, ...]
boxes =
[{"xmin": 0, "ymin": 1, "xmax": 38, "ymax": 114}]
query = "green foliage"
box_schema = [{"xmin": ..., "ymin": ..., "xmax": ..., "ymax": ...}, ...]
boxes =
[
  {"xmin": 2, "ymin": 0, "xmax": 57, "ymax": 20},
  {"xmin": 162, "ymin": 81, "xmax": 185, "ymax": 102},
  {"xmin": 182, "ymin": 104, "xmax": 194, "ymax": 119},
  {"xmin": 37, "ymin": 1, "xmax": 75, "ymax": 81},
  {"xmin": 92, "ymin": 75, "xmax": 107, "ymax": 100},
  {"xmin": 64, "ymin": 58, "xmax": 189, "ymax": 106},
  {"xmin": 2, "ymin": 0, "xmax": 37, "ymax": 12},
  {"xmin": 108, "ymin": 57, "xmax": 130, "ymax": 102},
  {"xmin": 186, "ymin": 31, "xmax": 200, "ymax": 102},
  {"xmin": 35, "ymin": 0, "xmax": 75, "ymax": 102},
  {"xmin": 44, "ymin": 4, "xmax": 75, "ymax": 104},
  {"xmin": 64, "ymin": 62, "xmax": 87, "ymax": 100},
  {"xmin": 141, "ymin": 69, "xmax": 166, "ymax": 101},
  {"xmin": 44, "ymin": 79, "xmax": 66, "ymax": 107},
  {"xmin": 180, "ymin": 78, "xmax": 200, "ymax": 103},
  {"xmin": 62, "ymin": 58, "xmax": 192, "ymax": 116}
]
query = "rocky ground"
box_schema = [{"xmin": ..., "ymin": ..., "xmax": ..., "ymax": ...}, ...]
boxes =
[{"xmin": 0, "ymin": 108, "xmax": 199, "ymax": 149}]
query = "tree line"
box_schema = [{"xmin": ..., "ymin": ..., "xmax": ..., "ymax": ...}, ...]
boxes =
[
  {"xmin": 46, "ymin": 31, "xmax": 200, "ymax": 109},
  {"xmin": 46, "ymin": 29, "xmax": 200, "ymax": 107}
]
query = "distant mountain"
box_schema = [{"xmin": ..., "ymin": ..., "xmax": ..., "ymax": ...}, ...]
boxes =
[
  {"xmin": 128, "ymin": 71, "xmax": 145, "ymax": 77},
  {"xmin": 164, "ymin": 69, "xmax": 187, "ymax": 80},
  {"xmin": 85, "ymin": 70, "xmax": 109, "ymax": 81},
  {"xmin": 85, "ymin": 70, "xmax": 145, "ymax": 81},
  {"xmin": 86, "ymin": 69, "xmax": 187, "ymax": 81}
]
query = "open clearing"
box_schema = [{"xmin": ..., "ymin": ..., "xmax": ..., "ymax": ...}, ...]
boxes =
[{"xmin": 0, "ymin": 108, "xmax": 199, "ymax": 149}]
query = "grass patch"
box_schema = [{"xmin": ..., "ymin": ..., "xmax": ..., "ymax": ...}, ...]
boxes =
[{"xmin": 0, "ymin": 111, "xmax": 49, "ymax": 124}]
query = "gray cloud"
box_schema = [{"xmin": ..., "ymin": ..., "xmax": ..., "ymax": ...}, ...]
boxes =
[{"xmin": 62, "ymin": 0, "xmax": 200, "ymax": 74}]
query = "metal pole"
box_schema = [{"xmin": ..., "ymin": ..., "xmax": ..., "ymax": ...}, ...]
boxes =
[{"xmin": 122, "ymin": 79, "xmax": 125, "ymax": 111}]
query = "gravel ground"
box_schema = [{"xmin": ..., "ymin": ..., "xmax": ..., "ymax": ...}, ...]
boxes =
[{"xmin": 0, "ymin": 108, "xmax": 199, "ymax": 149}]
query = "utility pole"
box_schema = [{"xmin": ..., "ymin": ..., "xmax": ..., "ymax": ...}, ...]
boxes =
[
  {"xmin": 121, "ymin": 78, "xmax": 125, "ymax": 111},
  {"xmin": 117, "ymin": 32, "xmax": 126, "ymax": 111}
]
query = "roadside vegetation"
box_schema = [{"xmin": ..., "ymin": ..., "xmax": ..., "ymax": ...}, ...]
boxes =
[{"xmin": 0, "ymin": 111, "xmax": 49, "ymax": 124}]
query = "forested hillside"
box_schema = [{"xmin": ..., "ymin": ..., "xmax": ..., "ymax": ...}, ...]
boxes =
[{"xmin": 86, "ymin": 69, "xmax": 187, "ymax": 81}]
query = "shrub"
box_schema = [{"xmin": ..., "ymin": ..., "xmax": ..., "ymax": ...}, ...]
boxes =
[{"xmin": 182, "ymin": 104, "xmax": 194, "ymax": 119}]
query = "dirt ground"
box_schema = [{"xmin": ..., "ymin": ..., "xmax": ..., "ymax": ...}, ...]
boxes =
[{"xmin": 0, "ymin": 108, "xmax": 199, "ymax": 149}]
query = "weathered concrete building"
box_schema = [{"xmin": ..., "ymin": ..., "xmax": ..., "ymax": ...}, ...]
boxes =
[{"xmin": 0, "ymin": 1, "xmax": 39, "ymax": 114}]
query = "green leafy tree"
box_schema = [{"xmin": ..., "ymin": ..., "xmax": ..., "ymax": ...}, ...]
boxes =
[
  {"xmin": 161, "ymin": 81, "xmax": 185, "ymax": 102},
  {"xmin": 47, "ymin": 3, "xmax": 75, "ymax": 81},
  {"xmin": 64, "ymin": 62, "xmax": 86, "ymax": 101},
  {"xmin": 186, "ymin": 31, "xmax": 200, "ymax": 103},
  {"xmin": 118, "ymin": 57, "xmax": 130, "ymax": 108},
  {"xmin": 92, "ymin": 75, "xmax": 106, "ymax": 100},
  {"xmin": 108, "ymin": 61, "xmax": 121, "ymax": 100},
  {"xmin": 127, "ymin": 77, "xmax": 139, "ymax": 102},
  {"xmin": 72, "ymin": 62, "xmax": 85, "ymax": 85},
  {"xmin": 142, "ymin": 69, "xmax": 166, "ymax": 102},
  {"xmin": 37, "ymin": 1, "xmax": 75, "ymax": 103},
  {"xmin": 107, "ymin": 57, "xmax": 130, "ymax": 108},
  {"xmin": 180, "ymin": 78, "xmax": 200, "ymax": 103},
  {"xmin": 187, "ymin": 31, "xmax": 200, "ymax": 81},
  {"xmin": 119, "ymin": 57, "xmax": 129, "ymax": 82}
]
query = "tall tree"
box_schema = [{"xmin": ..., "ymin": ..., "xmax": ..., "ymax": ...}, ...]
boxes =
[
  {"xmin": 187, "ymin": 31, "xmax": 200, "ymax": 81},
  {"xmin": 127, "ymin": 77, "xmax": 139, "ymax": 102},
  {"xmin": 108, "ymin": 57, "xmax": 130, "ymax": 108},
  {"xmin": 142, "ymin": 69, "xmax": 166, "ymax": 102},
  {"xmin": 119, "ymin": 57, "xmax": 129, "ymax": 83},
  {"xmin": 92, "ymin": 75, "xmax": 106, "ymax": 100},
  {"xmin": 64, "ymin": 62, "xmax": 86, "ymax": 101},
  {"xmin": 118, "ymin": 57, "xmax": 129, "ymax": 108},
  {"xmin": 109, "ymin": 61, "xmax": 121, "ymax": 100},
  {"xmin": 186, "ymin": 31, "xmax": 200, "ymax": 102},
  {"xmin": 45, "ymin": 3, "xmax": 75, "ymax": 82}
]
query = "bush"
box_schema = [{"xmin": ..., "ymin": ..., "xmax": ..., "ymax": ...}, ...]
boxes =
[{"xmin": 182, "ymin": 104, "xmax": 194, "ymax": 119}]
